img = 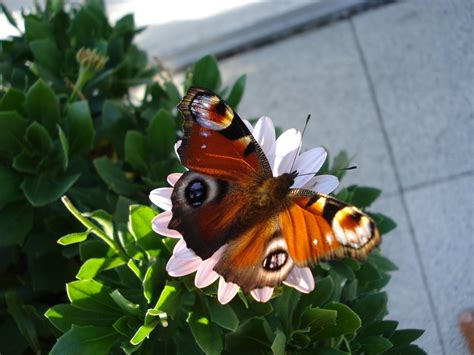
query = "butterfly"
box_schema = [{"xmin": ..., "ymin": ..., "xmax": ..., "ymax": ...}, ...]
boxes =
[{"xmin": 168, "ymin": 87, "xmax": 381, "ymax": 293}]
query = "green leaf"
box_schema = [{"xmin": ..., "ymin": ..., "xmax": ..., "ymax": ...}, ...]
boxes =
[
  {"xmin": 301, "ymin": 307, "xmax": 337, "ymax": 330},
  {"xmin": 313, "ymin": 302, "xmax": 362, "ymax": 340},
  {"xmin": 84, "ymin": 209, "xmax": 114, "ymax": 238},
  {"xmin": 0, "ymin": 201, "xmax": 33, "ymax": 246},
  {"xmin": 301, "ymin": 275, "xmax": 334, "ymax": 308},
  {"xmin": 363, "ymin": 320, "xmax": 399, "ymax": 339},
  {"xmin": 58, "ymin": 231, "xmax": 89, "ymax": 245},
  {"xmin": 22, "ymin": 172, "xmax": 81, "ymax": 207},
  {"xmin": 207, "ymin": 299, "xmax": 239, "ymax": 331},
  {"xmin": 57, "ymin": 125, "xmax": 69, "ymax": 170},
  {"xmin": 110, "ymin": 290, "xmax": 141, "ymax": 316},
  {"xmin": 271, "ymin": 329, "xmax": 286, "ymax": 355},
  {"xmin": 143, "ymin": 260, "xmax": 167, "ymax": 304},
  {"xmin": 225, "ymin": 318, "xmax": 272, "ymax": 352},
  {"xmin": 358, "ymin": 335, "xmax": 393, "ymax": 353},
  {"xmin": 349, "ymin": 186, "xmax": 382, "ymax": 208},
  {"xmin": 5, "ymin": 292, "xmax": 40, "ymax": 352},
  {"xmin": 370, "ymin": 213, "xmax": 397, "ymax": 235},
  {"xmin": 0, "ymin": 166, "xmax": 21, "ymax": 208},
  {"xmin": 29, "ymin": 39, "xmax": 62, "ymax": 76},
  {"xmin": 66, "ymin": 280, "xmax": 123, "ymax": 315},
  {"xmin": 130, "ymin": 308, "xmax": 165, "ymax": 346},
  {"xmin": 368, "ymin": 252, "xmax": 398, "ymax": 272},
  {"xmin": 129, "ymin": 205, "xmax": 156, "ymax": 241},
  {"xmin": 332, "ymin": 151, "xmax": 350, "ymax": 179},
  {"xmin": 0, "ymin": 111, "xmax": 27, "ymax": 156},
  {"xmin": 275, "ymin": 287, "xmax": 301, "ymax": 333},
  {"xmin": 124, "ymin": 130, "xmax": 148, "ymax": 172},
  {"xmin": 390, "ymin": 329, "xmax": 425, "ymax": 346},
  {"xmin": 0, "ymin": 88, "xmax": 25, "ymax": 112},
  {"xmin": 226, "ymin": 74, "xmax": 246, "ymax": 108},
  {"xmin": 352, "ymin": 292, "xmax": 388, "ymax": 325},
  {"xmin": 76, "ymin": 257, "xmax": 125, "ymax": 279},
  {"xmin": 384, "ymin": 344, "xmax": 427, "ymax": 355},
  {"xmin": 24, "ymin": 15, "xmax": 53, "ymax": 42},
  {"xmin": 67, "ymin": 101, "xmax": 95, "ymax": 156},
  {"xmin": 25, "ymin": 80, "xmax": 60, "ymax": 134},
  {"xmin": 25, "ymin": 121, "xmax": 53, "ymax": 156},
  {"xmin": 155, "ymin": 281, "xmax": 184, "ymax": 319},
  {"xmin": 45, "ymin": 304, "xmax": 119, "ymax": 332},
  {"xmin": 93, "ymin": 157, "xmax": 137, "ymax": 196},
  {"xmin": 318, "ymin": 347, "xmax": 350, "ymax": 355},
  {"xmin": 147, "ymin": 109, "xmax": 175, "ymax": 161},
  {"xmin": 191, "ymin": 55, "xmax": 221, "ymax": 90},
  {"xmin": 50, "ymin": 325, "xmax": 119, "ymax": 355},
  {"xmin": 188, "ymin": 309, "xmax": 223, "ymax": 355}
]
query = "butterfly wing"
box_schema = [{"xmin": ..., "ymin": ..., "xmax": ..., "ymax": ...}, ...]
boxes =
[
  {"xmin": 170, "ymin": 88, "xmax": 271, "ymax": 259},
  {"xmin": 280, "ymin": 189, "xmax": 381, "ymax": 266},
  {"xmin": 177, "ymin": 87, "xmax": 272, "ymax": 181}
]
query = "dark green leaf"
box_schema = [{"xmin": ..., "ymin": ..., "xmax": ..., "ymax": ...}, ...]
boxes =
[
  {"xmin": 301, "ymin": 275, "xmax": 334, "ymax": 308},
  {"xmin": 331, "ymin": 151, "xmax": 350, "ymax": 179},
  {"xmin": 0, "ymin": 166, "xmax": 21, "ymax": 208},
  {"xmin": 207, "ymin": 299, "xmax": 239, "ymax": 331},
  {"xmin": 50, "ymin": 325, "xmax": 119, "ymax": 355},
  {"xmin": 226, "ymin": 74, "xmax": 246, "ymax": 108},
  {"xmin": 350, "ymin": 186, "xmax": 382, "ymax": 208},
  {"xmin": 58, "ymin": 125, "xmax": 69, "ymax": 170},
  {"xmin": 275, "ymin": 287, "xmax": 301, "ymax": 333},
  {"xmin": 1, "ymin": 3, "xmax": 19, "ymax": 29},
  {"xmin": 0, "ymin": 201, "xmax": 33, "ymax": 246},
  {"xmin": 0, "ymin": 88, "xmax": 25, "ymax": 112},
  {"xmin": 22, "ymin": 173, "xmax": 81, "ymax": 207},
  {"xmin": 390, "ymin": 329, "xmax": 425, "ymax": 346},
  {"xmin": 24, "ymin": 15, "xmax": 53, "ymax": 42},
  {"xmin": 142, "ymin": 260, "xmax": 167, "ymax": 304},
  {"xmin": 384, "ymin": 344, "xmax": 427, "ymax": 355},
  {"xmin": 25, "ymin": 121, "xmax": 53, "ymax": 156},
  {"xmin": 124, "ymin": 130, "xmax": 148, "ymax": 172},
  {"xmin": 225, "ymin": 318, "xmax": 272, "ymax": 352},
  {"xmin": 66, "ymin": 280, "xmax": 123, "ymax": 315},
  {"xmin": 110, "ymin": 290, "xmax": 140, "ymax": 316},
  {"xmin": 191, "ymin": 55, "xmax": 221, "ymax": 90},
  {"xmin": 188, "ymin": 309, "xmax": 223, "ymax": 355},
  {"xmin": 58, "ymin": 231, "xmax": 89, "ymax": 245},
  {"xmin": 358, "ymin": 335, "xmax": 393, "ymax": 353},
  {"xmin": 368, "ymin": 252, "xmax": 398, "ymax": 272},
  {"xmin": 25, "ymin": 80, "xmax": 60, "ymax": 134},
  {"xmin": 370, "ymin": 213, "xmax": 397, "ymax": 235},
  {"xmin": 301, "ymin": 307, "xmax": 337, "ymax": 330},
  {"xmin": 147, "ymin": 109, "xmax": 175, "ymax": 161},
  {"xmin": 363, "ymin": 320, "xmax": 399, "ymax": 338},
  {"xmin": 93, "ymin": 157, "xmax": 137, "ymax": 196},
  {"xmin": 29, "ymin": 39, "xmax": 62, "ymax": 76},
  {"xmin": 0, "ymin": 111, "xmax": 27, "ymax": 156},
  {"xmin": 313, "ymin": 302, "xmax": 361, "ymax": 340},
  {"xmin": 318, "ymin": 347, "xmax": 350, "ymax": 355},
  {"xmin": 67, "ymin": 101, "xmax": 95, "ymax": 156},
  {"xmin": 271, "ymin": 329, "xmax": 286, "ymax": 355},
  {"xmin": 352, "ymin": 292, "xmax": 388, "ymax": 325},
  {"xmin": 84, "ymin": 209, "xmax": 114, "ymax": 238},
  {"xmin": 76, "ymin": 257, "xmax": 125, "ymax": 279},
  {"xmin": 5, "ymin": 292, "xmax": 40, "ymax": 352},
  {"xmin": 45, "ymin": 304, "xmax": 119, "ymax": 332}
]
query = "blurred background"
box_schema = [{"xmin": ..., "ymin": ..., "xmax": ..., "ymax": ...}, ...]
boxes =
[{"xmin": 2, "ymin": 0, "xmax": 472, "ymax": 354}]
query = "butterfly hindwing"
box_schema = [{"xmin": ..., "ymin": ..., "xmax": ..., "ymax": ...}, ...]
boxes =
[{"xmin": 280, "ymin": 189, "xmax": 381, "ymax": 266}]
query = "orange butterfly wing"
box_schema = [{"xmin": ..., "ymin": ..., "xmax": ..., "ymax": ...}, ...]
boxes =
[
  {"xmin": 177, "ymin": 87, "xmax": 271, "ymax": 181},
  {"xmin": 280, "ymin": 190, "xmax": 381, "ymax": 266}
]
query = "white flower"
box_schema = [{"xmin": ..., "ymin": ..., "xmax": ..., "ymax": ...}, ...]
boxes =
[{"xmin": 149, "ymin": 116, "xmax": 339, "ymax": 304}]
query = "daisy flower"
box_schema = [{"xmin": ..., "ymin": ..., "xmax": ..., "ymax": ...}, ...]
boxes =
[{"xmin": 150, "ymin": 116, "xmax": 339, "ymax": 304}]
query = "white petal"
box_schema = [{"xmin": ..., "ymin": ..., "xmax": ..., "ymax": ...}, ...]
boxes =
[
  {"xmin": 268, "ymin": 129, "xmax": 301, "ymax": 176},
  {"xmin": 167, "ymin": 173, "xmax": 182, "ymax": 187},
  {"xmin": 306, "ymin": 175, "xmax": 339, "ymax": 194},
  {"xmin": 242, "ymin": 119, "xmax": 254, "ymax": 133},
  {"xmin": 166, "ymin": 254, "xmax": 201, "ymax": 277},
  {"xmin": 194, "ymin": 246, "xmax": 226, "ymax": 288},
  {"xmin": 250, "ymin": 287, "xmax": 273, "ymax": 303},
  {"xmin": 217, "ymin": 277, "xmax": 239, "ymax": 304},
  {"xmin": 151, "ymin": 212, "xmax": 182, "ymax": 238},
  {"xmin": 149, "ymin": 188, "xmax": 173, "ymax": 211},
  {"xmin": 252, "ymin": 116, "xmax": 275, "ymax": 156},
  {"xmin": 173, "ymin": 239, "xmax": 199, "ymax": 260},
  {"xmin": 174, "ymin": 140, "xmax": 182, "ymax": 160},
  {"xmin": 292, "ymin": 148, "xmax": 327, "ymax": 188},
  {"xmin": 283, "ymin": 267, "xmax": 315, "ymax": 293}
]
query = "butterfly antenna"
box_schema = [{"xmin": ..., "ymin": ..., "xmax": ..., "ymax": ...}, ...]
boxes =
[
  {"xmin": 290, "ymin": 114, "xmax": 311, "ymax": 174},
  {"xmin": 296, "ymin": 166, "xmax": 358, "ymax": 177}
]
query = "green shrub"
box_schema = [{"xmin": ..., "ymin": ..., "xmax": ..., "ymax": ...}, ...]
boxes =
[{"xmin": 0, "ymin": 1, "xmax": 425, "ymax": 354}]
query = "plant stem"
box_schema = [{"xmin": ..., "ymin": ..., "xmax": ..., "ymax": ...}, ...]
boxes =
[{"xmin": 61, "ymin": 195, "xmax": 128, "ymax": 261}]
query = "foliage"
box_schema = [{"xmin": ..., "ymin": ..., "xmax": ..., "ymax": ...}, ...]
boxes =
[{"xmin": 0, "ymin": 1, "xmax": 425, "ymax": 354}]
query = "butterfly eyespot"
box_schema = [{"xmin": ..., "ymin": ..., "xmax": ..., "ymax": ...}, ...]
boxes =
[
  {"xmin": 185, "ymin": 179, "xmax": 208, "ymax": 207},
  {"xmin": 262, "ymin": 250, "xmax": 288, "ymax": 271}
]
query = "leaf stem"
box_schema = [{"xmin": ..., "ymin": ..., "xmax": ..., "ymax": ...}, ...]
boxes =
[{"xmin": 61, "ymin": 195, "xmax": 128, "ymax": 261}]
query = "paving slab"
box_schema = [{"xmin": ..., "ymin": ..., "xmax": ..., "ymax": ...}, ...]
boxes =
[
  {"xmin": 352, "ymin": 0, "xmax": 474, "ymax": 189},
  {"xmin": 219, "ymin": 21, "xmax": 399, "ymax": 194},
  {"xmin": 373, "ymin": 194, "xmax": 443, "ymax": 354},
  {"xmin": 404, "ymin": 174, "xmax": 474, "ymax": 354}
]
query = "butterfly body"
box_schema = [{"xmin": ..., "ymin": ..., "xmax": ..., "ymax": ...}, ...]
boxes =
[{"xmin": 170, "ymin": 87, "xmax": 381, "ymax": 293}]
